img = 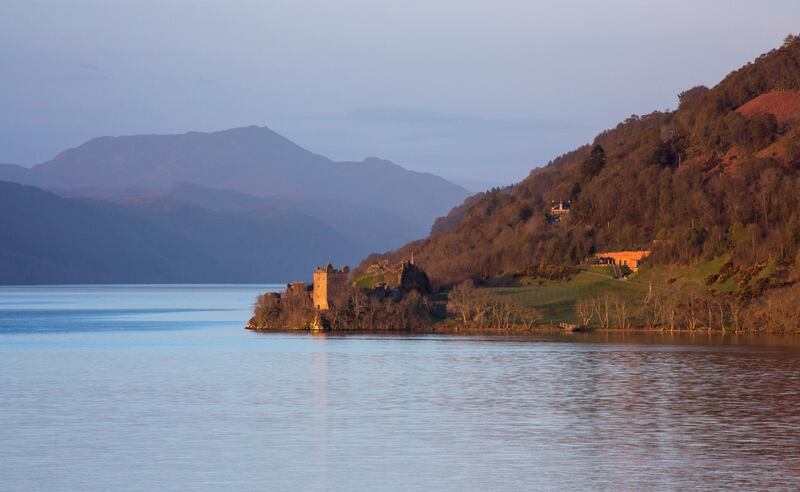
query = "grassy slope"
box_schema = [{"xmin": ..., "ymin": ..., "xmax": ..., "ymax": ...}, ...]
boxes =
[
  {"xmin": 484, "ymin": 256, "xmax": 767, "ymax": 327},
  {"xmin": 355, "ymin": 274, "xmax": 384, "ymax": 289},
  {"xmin": 634, "ymin": 256, "xmax": 739, "ymax": 294},
  {"xmin": 489, "ymin": 272, "xmax": 648, "ymax": 325},
  {"xmin": 586, "ymin": 265, "xmax": 616, "ymax": 276}
]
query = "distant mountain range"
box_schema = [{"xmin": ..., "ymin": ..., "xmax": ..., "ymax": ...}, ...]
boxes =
[
  {"xmin": 1, "ymin": 126, "xmax": 467, "ymax": 224},
  {"xmin": 0, "ymin": 126, "xmax": 470, "ymax": 284}
]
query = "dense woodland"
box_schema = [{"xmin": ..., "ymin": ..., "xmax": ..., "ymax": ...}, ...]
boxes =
[{"xmin": 360, "ymin": 36, "xmax": 800, "ymax": 307}]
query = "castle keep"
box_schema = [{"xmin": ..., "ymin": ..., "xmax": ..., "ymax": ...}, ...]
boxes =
[{"xmin": 313, "ymin": 263, "xmax": 350, "ymax": 310}]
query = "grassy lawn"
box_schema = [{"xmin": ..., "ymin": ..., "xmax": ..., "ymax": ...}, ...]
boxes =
[
  {"xmin": 634, "ymin": 256, "xmax": 738, "ymax": 293},
  {"xmin": 586, "ymin": 265, "xmax": 615, "ymax": 276},
  {"xmin": 354, "ymin": 274, "xmax": 385, "ymax": 289},
  {"xmin": 489, "ymin": 272, "xmax": 648, "ymax": 325}
]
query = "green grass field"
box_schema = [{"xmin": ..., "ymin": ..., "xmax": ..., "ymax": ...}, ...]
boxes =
[
  {"xmin": 354, "ymin": 274, "xmax": 384, "ymax": 289},
  {"xmin": 633, "ymin": 256, "xmax": 738, "ymax": 293},
  {"xmin": 585, "ymin": 265, "xmax": 615, "ymax": 276},
  {"xmin": 489, "ymin": 272, "xmax": 648, "ymax": 325},
  {"xmin": 466, "ymin": 255, "xmax": 785, "ymax": 327}
]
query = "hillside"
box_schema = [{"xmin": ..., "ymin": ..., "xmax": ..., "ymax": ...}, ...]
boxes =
[
  {"xmin": 0, "ymin": 163, "xmax": 36, "ymax": 185},
  {"xmin": 0, "ymin": 181, "xmax": 356, "ymax": 284},
  {"xmin": 28, "ymin": 126, "xmax": 469, "ymax": 228},
  {"xmin": 54, "ymin": 182, "xmax": 427, "ymax": 255},
  {"xmin": 361, "ymin": 36, "xmax": 800, "ymax": 300}
]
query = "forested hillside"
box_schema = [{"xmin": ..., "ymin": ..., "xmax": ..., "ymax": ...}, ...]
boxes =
[{"xmin": 361, "ymin": 36, "xmax": 800, "ymax": 296}]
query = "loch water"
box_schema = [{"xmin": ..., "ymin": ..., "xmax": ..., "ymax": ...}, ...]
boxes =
[{"xmin": 1, "ymin": 285, "xmax": 800, "ymax": 491}]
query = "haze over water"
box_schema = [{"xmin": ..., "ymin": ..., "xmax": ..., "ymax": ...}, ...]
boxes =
[{"xmin": 2, "ymin": 285, "xmax": 800, "ymax": 490}]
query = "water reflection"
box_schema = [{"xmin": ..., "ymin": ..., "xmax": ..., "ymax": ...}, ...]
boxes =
[{"xmin": 312, "ymin": 335, "xmax": 328, "ymax": 489}]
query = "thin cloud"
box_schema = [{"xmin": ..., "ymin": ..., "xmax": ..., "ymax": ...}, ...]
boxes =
[{"xmin": 345, "ymin": 107, "xmax": 582, "ymax": 134}]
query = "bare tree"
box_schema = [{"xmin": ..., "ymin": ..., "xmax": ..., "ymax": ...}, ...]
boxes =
[
  {"xmin": 727, "ymin": 297, "xmax": 744, "ymax": 332},
  {"xmin": 447, "ymin": 280, "xmax": 480, "ymax": 326},
  {"xmin": 684, "ymin": 293, "xmax": 701, "ymax": 331},
  {"xmin": 612, "ymin": 294, "xmax": 630, "ymax": 329},
  {"xmin": 515, "ymin": 303, "xmax": 541, "ymax": 330},
  {"xmin": 594, "ymin": 295, "xmax": 612, "ymax": 329},
  {"xmin": 349, "ymin": 288, "xmax": 370, "ymax": 330},
  {"xmin": 576, "ymin": 299, "xmax": 595, "ymax": 326}
]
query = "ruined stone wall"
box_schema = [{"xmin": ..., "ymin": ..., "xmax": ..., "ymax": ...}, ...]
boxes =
[
  {"xmin": 313, "ymin": 269, "xmax": 349, "ymax": 310},
  {"xmin": 327, "ymin": 271, "xmax": 349, "ymax": 302}
]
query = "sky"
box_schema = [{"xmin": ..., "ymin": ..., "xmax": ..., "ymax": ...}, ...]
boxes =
[{"xmin": 1, "ymin": 0, "xmax": 799, "ymax": 184}]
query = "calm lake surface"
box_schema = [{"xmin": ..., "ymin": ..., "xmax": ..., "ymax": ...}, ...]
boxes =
[{"xmin": 2, "ymin": 285, "xmax": 800, "ymax": 491}]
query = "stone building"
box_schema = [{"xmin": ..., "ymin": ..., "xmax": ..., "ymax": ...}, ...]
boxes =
[
  {"xmin": 312, "ymin": 263, "xmax": 350, "ymax": 310},
  {"xmin": 593, "ymin": 250, "xmax": 650, "ymax": 272},
  {"xmin": 286, "ymin": 281, "xmax": 308, "ymax": 296},
  {"xmin": 550, "ymin": 200, "xmax": 570, "ymax": 216},
  {"xmin": 363, "ymin": 258, "xmax": 431, "ymax": 295}
]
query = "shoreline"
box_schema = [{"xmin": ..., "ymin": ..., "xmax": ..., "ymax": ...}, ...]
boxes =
[{"xmin": 246, "ymin": 324, "xmax": 800, "ymax": 339}]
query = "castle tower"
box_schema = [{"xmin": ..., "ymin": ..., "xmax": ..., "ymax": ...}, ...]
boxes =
[{"xmin": 312, "ymin": 263, "xmax": 350, "ymax": 310}]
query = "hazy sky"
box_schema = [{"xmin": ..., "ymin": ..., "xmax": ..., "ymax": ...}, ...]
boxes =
[{"xmin": 2, "ymin": 1, "xmax": 798, "ymax": 183}]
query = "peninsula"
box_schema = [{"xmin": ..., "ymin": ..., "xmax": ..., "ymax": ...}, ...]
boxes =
[{"xmin": 250, "ymin": 36, "xmax": 800, "ymax": 334}]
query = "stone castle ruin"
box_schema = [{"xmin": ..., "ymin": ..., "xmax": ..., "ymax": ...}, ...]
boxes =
[
  {"xmin": 247, "ymin": 259, "xmax": 434, "ymax": 332},
  {"xmin": 364, "ymin": 259, "xmax": 431, "ymax": 295},
  {"xmin": 312, "ymin": 263, "xmax": 350, "ymax": 310}
]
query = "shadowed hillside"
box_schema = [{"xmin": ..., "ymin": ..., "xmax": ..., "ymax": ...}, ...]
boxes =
[
  {"xmin": 0, "ymin": 181, "xmax": 357, "ymax": 284},
  {"xmin": 54, "ymin": 182, "xmax": 428, "ymax": 255},
  {"xmin": 0, "ymin": 163, "xmax": 36, "ymax": 185}
]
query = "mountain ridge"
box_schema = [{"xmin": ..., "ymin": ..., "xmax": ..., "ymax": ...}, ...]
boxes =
[
  {"xmin": 27, "ymin": 125, "xmax": 469, "ymax": 227},
  {"xmin": 0, "ymin": 125, "xmax": 469, "ymax": 283}
]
